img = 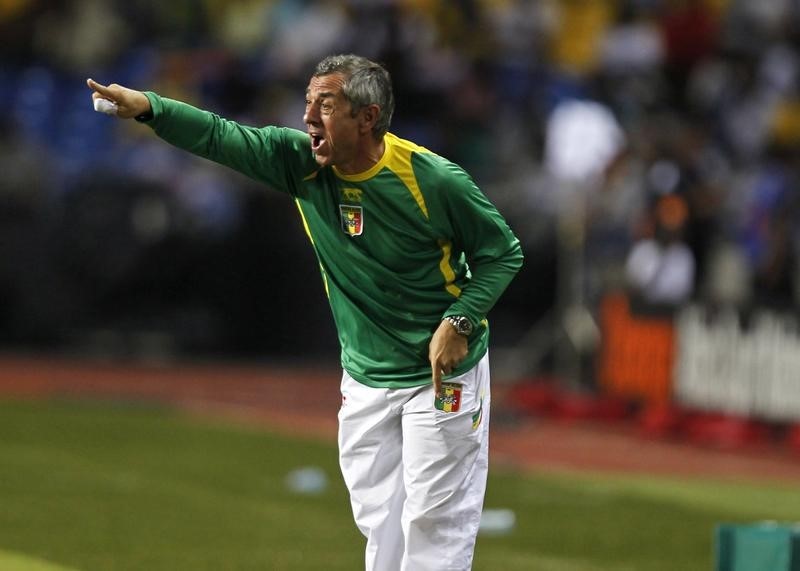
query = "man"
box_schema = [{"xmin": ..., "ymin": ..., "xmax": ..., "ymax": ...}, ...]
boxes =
[
  {"xmin": 625, "ymin": 193, "xmax": 695, "ymax": 310},
  {"xmin": 87, "ymin": 54, "xmax": 523, "ymax": 570}
]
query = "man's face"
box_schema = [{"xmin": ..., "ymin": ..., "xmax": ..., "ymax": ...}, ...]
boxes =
[{"xmin": 303, "ymin": 73, "xmax": 360, "ymax": 170}]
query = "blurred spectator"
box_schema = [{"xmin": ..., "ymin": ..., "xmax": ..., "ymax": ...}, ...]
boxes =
[
  {"xmin": 549, "ymin": 0, "xmax": 616, "ymax": 76},
  {"xmin": 625, "ymin": 193, "xmax": 695, "ymax": 309},
  {"xmin": 599, "ymin": 2, "xmax": 664, "ymax": 76},
  {"xmin": 735, "ymin": 151, "xmax": 800, "ymax": 309},
  {"xmin": 659, "ymin": 0, "xmax": 720, "ymax": 107},
  {"xmin": 0, "ymin": 117, "xmax": 67, "ymax": 344},
  {"xmin": 32, "ymin": 0, "xmax": 130, "ymax": 73}
]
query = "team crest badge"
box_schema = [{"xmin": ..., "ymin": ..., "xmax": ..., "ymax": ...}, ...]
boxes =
[
  {"xmin": 435, "ymin": 382, "xmax": 462, "ymax": 413},
  {"xmin": 340, "ymin": 204, "xmax": 364, "ymax": 236}
]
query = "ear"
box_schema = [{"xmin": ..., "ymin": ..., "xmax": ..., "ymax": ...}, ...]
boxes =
[{"xmin": 359, "ymin": 104, "xmax": 381, "ymax": 134}]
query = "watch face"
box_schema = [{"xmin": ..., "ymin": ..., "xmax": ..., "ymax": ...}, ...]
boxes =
[{"xmin": 446, "ymin": 315, "xmax": 472, "ymax": 336}]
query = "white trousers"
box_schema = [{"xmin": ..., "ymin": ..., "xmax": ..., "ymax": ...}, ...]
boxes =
[{"xmin": 338, "ymin": 353, "xmax": 491, "ymax": 571}]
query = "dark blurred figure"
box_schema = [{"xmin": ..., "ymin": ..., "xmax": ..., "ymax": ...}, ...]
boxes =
[
  {"xmin": 0, "ymin": 118, "xmax": 67, "ymax": 345},
  {"xmin": 625, "ymin": 193, "xmax": 695, "ymax": 313}
]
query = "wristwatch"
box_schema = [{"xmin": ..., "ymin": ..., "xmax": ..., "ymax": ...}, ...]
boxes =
[{"xmin": 444, "ymin": 315, "xmax": 473, "ymax": 337}]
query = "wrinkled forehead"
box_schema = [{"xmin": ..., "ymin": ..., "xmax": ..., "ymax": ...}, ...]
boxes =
[{"xmin": 306, "ymin": 73, "xmax": 347, "ymax": 99}]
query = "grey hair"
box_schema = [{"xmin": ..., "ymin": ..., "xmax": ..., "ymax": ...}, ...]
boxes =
[{"xmin": 313, "ymin": 54, "xmax": 394, "ymax": 139}]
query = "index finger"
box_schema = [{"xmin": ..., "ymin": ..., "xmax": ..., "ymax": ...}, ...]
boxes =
[
  {"xmin": 431, "ymin": 358, "xmax": 442, "ymax": 398},
  {"xmin": 86, "ymin": 78, "xmax": 112, "ymax": 97}
]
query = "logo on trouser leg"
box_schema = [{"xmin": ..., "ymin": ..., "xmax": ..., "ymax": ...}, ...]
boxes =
[
  {"xmin": 471, "ymin": 395, "xmax": 484, "ymax": 430},
  {"xmin": 435, "ymin": 382, "xmax": 462, "ymax": 412}
]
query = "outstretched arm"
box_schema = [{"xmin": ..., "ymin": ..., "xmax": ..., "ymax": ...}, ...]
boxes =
[
  {"xmin": 86, "ymin": 78, "xmax": 151, "ymax": 119},
  {"xmin": 85, "ymin": 79, "xmax": 318, "ymax": 197}
]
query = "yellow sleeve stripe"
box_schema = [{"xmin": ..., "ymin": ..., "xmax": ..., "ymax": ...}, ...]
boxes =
[
  {"xmin": 438, "ymin": 239, "xmax": 462, "ymax": 298},
  {"xmin": 385, "ymin": 135, "xmax": 462, "ymax": 298},
  {"xmin": 294, "ymin": 198, "xmax": 315, "ymax": 244},
  {"xmin": 294, "ymin": 198, "xmax": 330, "ymax": 298},
  {"xmin": 386, "ymin": 136, "xmax": 430, "ymax": 220}
]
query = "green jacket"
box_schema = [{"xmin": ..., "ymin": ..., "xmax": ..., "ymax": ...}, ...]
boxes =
[{"xmin": 142, "ymin": 93, "xmax": 523, "ymax": 387}]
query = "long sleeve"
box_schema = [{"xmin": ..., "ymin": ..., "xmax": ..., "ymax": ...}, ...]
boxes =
[
  {"xmin": 414, "ymin": 154, "xmax": 523, "ymax": 330},
  {"xmin": 141, "ymin": 92, "xmax": 317, "ymax": 194},
  {"xmin": 442, "ymin": 176, "xmax": 524, "ymax": 328}
]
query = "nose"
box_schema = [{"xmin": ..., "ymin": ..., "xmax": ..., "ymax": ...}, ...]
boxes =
[{"xmin": 304, "ymin": 102, "xmax": 320, "ymax": 126}]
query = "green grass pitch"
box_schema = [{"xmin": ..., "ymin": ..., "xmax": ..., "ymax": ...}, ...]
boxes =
[{"xmin": 0, "ymin": 399, "xmax": 798, "ymax": 570}]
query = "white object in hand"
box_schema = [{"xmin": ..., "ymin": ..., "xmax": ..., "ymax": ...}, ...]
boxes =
[{"xmin": 93, "ymin": 98, "xmax": 118, "ymax": 115}]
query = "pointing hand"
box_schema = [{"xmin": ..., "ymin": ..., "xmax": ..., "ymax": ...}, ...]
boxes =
[{"xmin": 86, "ymin": 78, "xmax": 151, "ymax": 119}]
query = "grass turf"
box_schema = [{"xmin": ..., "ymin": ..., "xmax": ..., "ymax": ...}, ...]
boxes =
[{"xmin": 0, "ymin": 399, "xmax": 798, "ymax": 570}]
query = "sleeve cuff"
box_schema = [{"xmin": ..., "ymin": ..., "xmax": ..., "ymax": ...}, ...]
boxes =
[{"xmin": 135, "ymin": 91, "xmax": 160, "ymax": 123}]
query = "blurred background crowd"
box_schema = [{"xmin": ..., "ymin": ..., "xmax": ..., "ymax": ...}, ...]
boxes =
[{"xmin": 2, "ymin": 0, "xmax": 800, "ymax": 378}]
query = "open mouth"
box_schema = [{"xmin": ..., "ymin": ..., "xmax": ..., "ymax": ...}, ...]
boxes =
[{"xmin": 310, "ymin": 133, "xmax": 324, "ymax": 151}]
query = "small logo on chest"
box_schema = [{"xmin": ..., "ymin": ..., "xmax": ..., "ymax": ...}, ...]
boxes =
[
  {"xmin": 341, "ymin": 187, "xmax": 363, "ymax": 202},
  {"xmin": 340, "ymin": 204, "xmax": 364, "ymax": 236}
]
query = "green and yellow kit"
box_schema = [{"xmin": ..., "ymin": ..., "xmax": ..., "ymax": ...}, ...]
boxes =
[{"xmin": 142, "ymin": 93, "xmax": 523, "ymax": 388}]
